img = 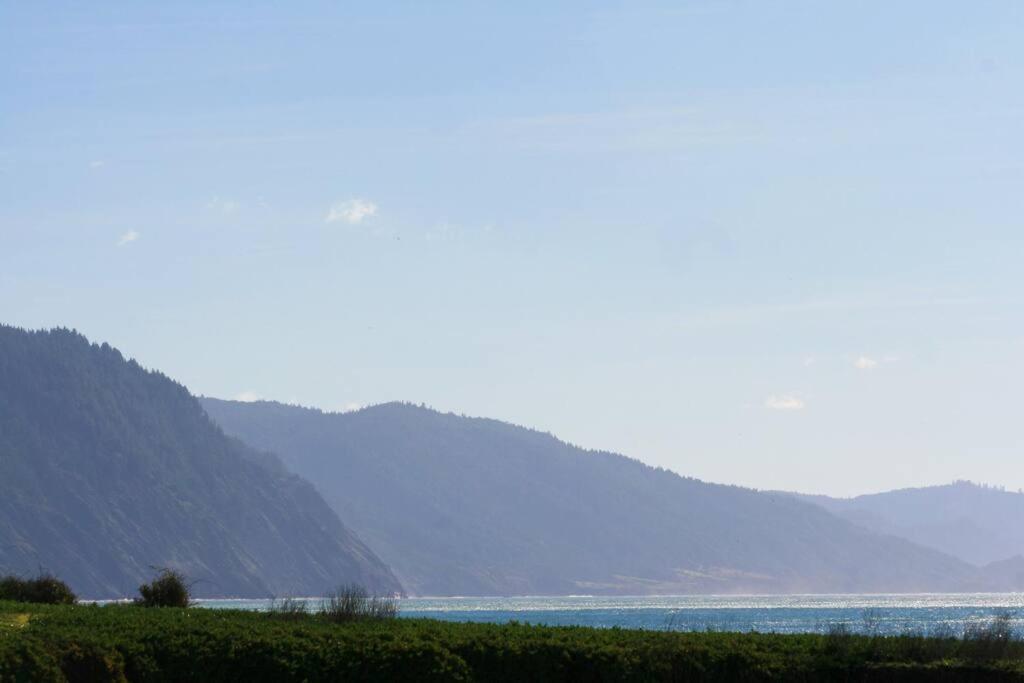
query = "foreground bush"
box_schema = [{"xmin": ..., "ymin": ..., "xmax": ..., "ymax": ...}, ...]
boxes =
[
  {"xmin": 319, "ymin": 584, "xmax": 397, "ymax": 623},
  {"xmin": 0, "ymin": 574, "xmax": 77, "ymax": 605},
  {"xmin": 963, "ymin": 611, "xmax": 1017, "ymax": 661},
  {"xmin": 135, "ymin": 568, "xmax": 190, "ymax": 608},
  {"xmin": 3, "ymin": 602, "xmax": 1024, "ymax": 682}
]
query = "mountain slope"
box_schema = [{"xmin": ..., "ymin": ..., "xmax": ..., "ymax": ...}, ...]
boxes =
[
  {"xmin": 202, "ymin": 398, "xmax": 1001, "ymax": 596},
  {"xmin": 0, "ymin": 326, "xmax": 401, "ymax": 599},
  {"xmin": 787, "ymin": 482, "xmax": 1024, "ymax": 567}
]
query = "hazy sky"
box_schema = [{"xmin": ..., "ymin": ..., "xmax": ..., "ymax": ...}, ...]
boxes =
[{"xmin": 3, "ymin": 2, "xmax": 1022, "ymax": 496}]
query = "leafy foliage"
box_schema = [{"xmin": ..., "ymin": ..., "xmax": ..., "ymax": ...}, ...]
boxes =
[
  {"xmin": 135, "ymin": 569, "xmax": 190, "ymax": 608},
  {"xmin": 0, "ymin": 574, "xmax": 77, "ymax": 605},
  {"xmin": 4, "ymin": 601, "xmax": 1024, "ymax": 682}
]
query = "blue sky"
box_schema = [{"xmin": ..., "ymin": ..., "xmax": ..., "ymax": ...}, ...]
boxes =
[{"xmin": 2, "ymin": 1, "xmax": 1022, "ymax": 496}]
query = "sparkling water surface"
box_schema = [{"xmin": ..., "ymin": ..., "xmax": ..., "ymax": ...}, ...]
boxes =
[{"xmin": 194, "ymin": 594, "xmax": 1024, "ymax": 635}]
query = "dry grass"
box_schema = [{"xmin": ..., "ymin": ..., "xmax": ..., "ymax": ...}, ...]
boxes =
[{"xmin": 319, "ymin": 584, "xmax": 397, "ymax": 623}]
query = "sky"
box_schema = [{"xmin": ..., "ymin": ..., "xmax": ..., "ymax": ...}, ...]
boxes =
[{"xmin": 2, "ymin": 1, "xmax": 1022, "ymax": 497}]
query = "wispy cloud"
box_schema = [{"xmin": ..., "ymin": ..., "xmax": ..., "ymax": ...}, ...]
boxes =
[
  {"xmin": 234, "ymin": 391, "xmax": 263, "ymax": 403},
  {"xmin": 854, "ymin": 356, "xmax": 879, "ymax": 370},
  {"xmin": 326, "ymin": 198, "xmax": 377, "ymax": 224},
  {"xmin": 765, "ymin": 395, "xmax": 805, "ymax": 411},
  {"xmin": 89, "ymin": 160, "xmax": 105, "ymax": 169},
  {"xmin": 117, "ymin": 230, "xmax": 139, "ymax": 247}
]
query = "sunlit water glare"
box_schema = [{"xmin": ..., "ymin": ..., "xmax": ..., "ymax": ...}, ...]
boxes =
[{"xmin": 193, "ymin": 594, "xmax": 1024, "ymax": 635}]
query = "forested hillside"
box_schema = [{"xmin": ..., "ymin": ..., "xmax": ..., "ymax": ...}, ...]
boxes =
[
  {"xmin": 203, "ymin": 399, "xmax": 1002, "ymax": 597},
  {"xmin": 0, "ymin": 326, "xmax": 401, "ymax": 598}
]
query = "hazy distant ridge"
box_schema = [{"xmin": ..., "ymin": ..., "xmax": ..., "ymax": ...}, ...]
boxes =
[
  {"xmin": 202, "ymin": 399, "xmax": 1010, "ymax": 596},
  {"xmin": 786, "ymin": 482, "xmax": 1024, "ymax": 567}
]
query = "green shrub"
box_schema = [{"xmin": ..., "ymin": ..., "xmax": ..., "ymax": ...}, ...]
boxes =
[
  {"xmin": 0, "ymin": 638, "xmax": 64, "ymax": 682},
  {"xmin": 59, "ymin": 641, "xmax": 128, "ymax": 683},
  {"xmin": 4, "ymin": 602, "xmax": 1024, "ymax": 682},
  {"xmin": 0, "ymin": 573, "xmax": 77, "ymax": 605},
  {"xmin": 319, "ymin": 583, "xmax": 397, "ymax": 623},
  {"xmin": 135, "ymin": 568, "xmax": 191, "ymax": 608}
]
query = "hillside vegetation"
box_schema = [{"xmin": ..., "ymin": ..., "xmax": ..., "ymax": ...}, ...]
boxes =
[
  {"xmin": 0, "ymin": 326, "xmax": 401, "ymax": 598},
  {"xmin": 202, "ymin": 399, "xmax": 996, "ymax": 597}
]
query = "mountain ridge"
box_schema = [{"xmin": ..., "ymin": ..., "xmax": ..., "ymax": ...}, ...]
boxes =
[
  {"xmin": 0, "ymin": 326, "xmax": 402, "ymax": 599},
  {"xmin": 202, "ymin": 398, "xmax": 1010, "ymax": 597}
]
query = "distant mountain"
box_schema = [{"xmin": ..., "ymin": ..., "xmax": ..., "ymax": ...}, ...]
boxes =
[
  {"xmin": 0, "ymin": 326, "xmax": 401, "ymax": 599},
  {"xmin": 787, "ymin": 482, "xmax": 1024, "ymax": 567},
  {"xmin": 202, "ymin": 399, "xmax": 1008, "ymax": 597}
]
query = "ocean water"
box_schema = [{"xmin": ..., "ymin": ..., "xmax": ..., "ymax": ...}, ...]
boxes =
[{"xmin": 195, "ymin": 594, "xmax": 1024, "ymax": 635}]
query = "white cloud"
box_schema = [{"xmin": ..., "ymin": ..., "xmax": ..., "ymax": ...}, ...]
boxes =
[
  {"xmin": 234, "ymin": 391, "xmax": 263, "ymax": 403},
  {"xmin": 854, "ymin": 356, "xmax": 879, "ymax": 370},
  {"xmin": 326, "ymin": 198, "xmax": 377, "ymax": 224},
  {"xmin": 207, "ymin": 196, "xmax": 241, "ymax": 214},
  {"xmin": 116, "ymin": 230, "xmax": 139, "ymax": 247},
  {"xmin": 89, "ymin": 160, "xmax": 105, "ymax": 169},
  {"xmin": 802, "ymin": 356, "xmax": 816, "ymax": 367},
  {"xmin": 765, "ymin": 395, "xmax": 805, "ymax": 411}
]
